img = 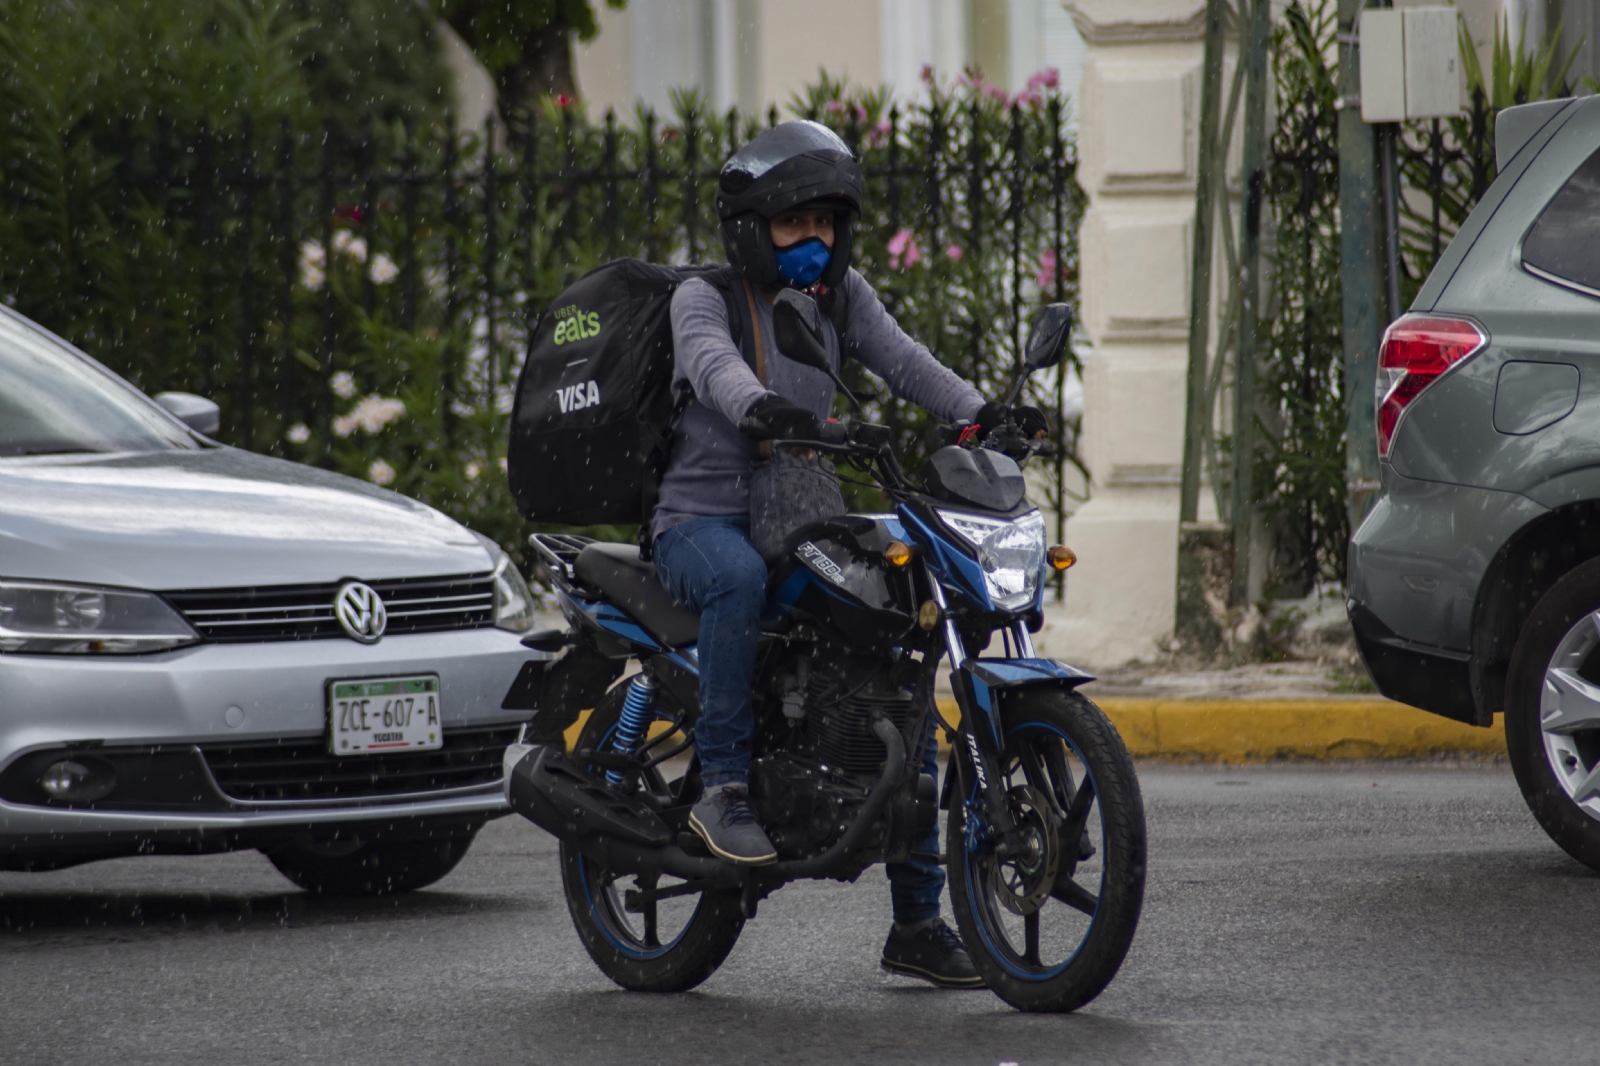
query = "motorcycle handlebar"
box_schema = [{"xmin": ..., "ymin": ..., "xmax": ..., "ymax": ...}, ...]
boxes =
[
  {"xmin": 736, "ymin": 412, "xmax": 1045, "ymax": 466},
  {"xmin": 737, "ymin": 417, "xmax": 874, "ymax": 452}
]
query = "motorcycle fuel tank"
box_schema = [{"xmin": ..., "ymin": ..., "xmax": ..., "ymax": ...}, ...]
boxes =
[{"xmin": 768, "ymin": 514, "xmax": 918, "ymax": 650}]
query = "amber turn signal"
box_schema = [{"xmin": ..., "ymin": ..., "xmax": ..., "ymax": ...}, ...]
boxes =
[
  {"xmin": 1047, "ymin": 544, "xmax": 1077, "ymax": 571},
  {"xmin": 884, "ymin": 541, "xmax": 914, "ymax": 567}
]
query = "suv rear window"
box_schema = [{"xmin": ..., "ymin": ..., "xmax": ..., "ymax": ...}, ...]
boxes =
[{"xmin": 1523, "ymin": 144, "xmax": 1600, "ymax": 295}]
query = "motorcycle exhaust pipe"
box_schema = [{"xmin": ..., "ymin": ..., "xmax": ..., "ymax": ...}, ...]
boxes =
[{"xmin": 503, "ymin": 743, "xmax": 739, "ymax": 885}]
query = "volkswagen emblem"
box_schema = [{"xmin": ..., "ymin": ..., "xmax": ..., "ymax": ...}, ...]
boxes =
[{"xmin": 334, "ymin": 581, "xmax": 387, "ymax": 644}]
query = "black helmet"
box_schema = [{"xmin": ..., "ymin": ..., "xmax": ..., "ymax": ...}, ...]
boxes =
[{"xmin": 716, "ymin": 120, "xmax": 863, "ymax": 291}]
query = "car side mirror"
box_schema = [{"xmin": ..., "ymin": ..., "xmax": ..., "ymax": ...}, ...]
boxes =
[
  {"xmin": 1024, "ymin": 304, "xmax": 1074, "ymax": 373},
  {"xmin": 155, "ymin": 392, "xmax": 220, "ymax": 436}
]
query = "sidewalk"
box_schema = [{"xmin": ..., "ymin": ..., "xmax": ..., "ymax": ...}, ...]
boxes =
[{"xmin": 933, "ymin": 660, "xmax": 1507, "ymax": 761}]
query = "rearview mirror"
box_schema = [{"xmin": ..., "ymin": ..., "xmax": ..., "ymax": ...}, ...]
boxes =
[
  {"xmin": 1024, "ymin": 304, "xmax": 1074, "ymax": 373},
  {"xmin": 772, "ymin": 289, "xmax": 830, "ymax": 373},
  {"xmin": 155, "ymin": 392, "xmax": 220, "ymax": 435},
  {"xmin": 772, "ymin": 288, "xmax": 862, "ymax": 413}
]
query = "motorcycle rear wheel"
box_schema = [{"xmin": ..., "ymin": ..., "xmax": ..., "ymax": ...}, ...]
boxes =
[
  {"xmin": 559, "ymin": 681, "xmax": 745, "ymax": 993},
  {"xmin": 948, "ymin": 687, "xmax": 1146, "ymax": 1012}
]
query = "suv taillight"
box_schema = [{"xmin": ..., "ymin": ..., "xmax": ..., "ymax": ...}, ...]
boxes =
[{"xmin": 1376, "ymin": 314, "xmax": 1487, "ymax": 457}]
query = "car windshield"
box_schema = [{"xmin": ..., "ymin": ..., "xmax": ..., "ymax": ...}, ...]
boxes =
[{"xmin": 0, "ymin": 309, "xmax": 197, "ymax": 456}]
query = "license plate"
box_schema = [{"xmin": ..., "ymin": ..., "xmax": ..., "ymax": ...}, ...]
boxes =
[{"xmin": 328, "ymin": 675, "xmax": 442, "ymax": 755}]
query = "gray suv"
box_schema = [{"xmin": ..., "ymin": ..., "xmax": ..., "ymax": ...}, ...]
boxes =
[{"xmin": 1350, "ymin": 97, "xmax": 1600, "ymax": 869}]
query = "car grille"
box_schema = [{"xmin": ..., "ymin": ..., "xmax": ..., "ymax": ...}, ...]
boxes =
[
  {"xmin": 200, "ymin": 725, "xmax": 520, "ymax": 803},
  {"xmin": 164, "ymin": 572, "xmax": 496, "ymax": 643}
]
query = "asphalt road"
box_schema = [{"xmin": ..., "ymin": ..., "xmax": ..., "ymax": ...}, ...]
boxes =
[{"xmin": 1, "ymin": 761, "xmax": 1591, "ymax": 1066}]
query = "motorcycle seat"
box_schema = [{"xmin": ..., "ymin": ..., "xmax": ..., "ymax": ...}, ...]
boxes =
[{"xmin": 573, "ymin": 542, "xmax": 701, "ymax": 648}]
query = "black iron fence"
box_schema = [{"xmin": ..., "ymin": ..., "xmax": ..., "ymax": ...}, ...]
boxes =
[
  {"xmin": 2, "ymin": 84, "xmax": 1083, "ymax": 564},
  {"xmin": 1396, "ymin": 88, "xmax": 1496, "ymax": 301}
]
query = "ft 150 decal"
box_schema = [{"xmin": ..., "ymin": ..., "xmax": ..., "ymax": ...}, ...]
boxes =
[{"xmin": 797, "ymin": 541, "xmax": 845, "ymax": 584}]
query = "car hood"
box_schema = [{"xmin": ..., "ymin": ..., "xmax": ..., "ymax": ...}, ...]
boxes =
[{"xmin": 0, "ymin": 448, "xmax": 493, "ymax": 590}]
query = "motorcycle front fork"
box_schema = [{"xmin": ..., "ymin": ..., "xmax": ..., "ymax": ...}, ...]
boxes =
[{"xmin": 924, "ymin": 574, "xmax": 1031, "ymax": 849}]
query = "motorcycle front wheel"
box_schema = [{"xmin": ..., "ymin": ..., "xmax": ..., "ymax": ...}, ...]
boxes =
[
  {"xmin": 948, "ymin": 687, "xmax": 1146, "ymax": 1012},
  {"xmin": 559, "ymin": 681, "xmax": 745, "ymax": 993}
]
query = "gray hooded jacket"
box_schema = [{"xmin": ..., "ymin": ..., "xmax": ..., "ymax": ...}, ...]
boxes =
[{"xmin": 651, "ymin": 268, "xmax": 985, "ymax": 540}]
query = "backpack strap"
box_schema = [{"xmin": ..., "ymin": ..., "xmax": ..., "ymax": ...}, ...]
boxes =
[{"xmin": 742, "ymin": 279, "xmax": 772, "ymax": 463}]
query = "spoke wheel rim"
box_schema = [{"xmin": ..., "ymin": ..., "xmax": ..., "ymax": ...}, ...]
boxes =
[
  {"xmin": 577, "ymin": 712, "xmax": 703, "ymax": 960},
  {"xmin": 577, "ymin": 856, "xmax": 704, "ymax": 959},
  {"xmin": 960, "ymin": 722, "xmax": 1104, "ymax": 981},
  {"xmin": 1540, "ymin": 610, "xmax": 1600, "ymax": 818}
]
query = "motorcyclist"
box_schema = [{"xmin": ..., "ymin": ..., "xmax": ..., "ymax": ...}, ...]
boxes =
[{"xmin": 651, "ymin": 121, "xmax": 1048, "ymax": 988}]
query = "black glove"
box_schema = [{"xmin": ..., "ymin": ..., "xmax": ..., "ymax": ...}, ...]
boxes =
[
  {"xmin": 974, "ymin": 402, "xmax": 1051, "ymax": 439},
  {"xmin": 741, "ymin": 393, "xmax": 823, "ymax": 442},
  {"xmin": 1014, "ymin": 405, "xmax": 1050, "ymax": 439}
]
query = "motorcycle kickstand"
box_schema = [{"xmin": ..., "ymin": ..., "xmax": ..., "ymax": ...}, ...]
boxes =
[{"xmin": 739, "ymin": 873, "xmax": 764, "ymax": 920}]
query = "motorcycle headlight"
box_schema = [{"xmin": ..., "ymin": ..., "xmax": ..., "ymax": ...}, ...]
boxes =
[
  {"xmin": 480, "ymin": 540, "xmax": 538, "ymax": 633},
  {"xmin": 935, "ymin": 509, "xmax": 1046, "ymax": 611},
  {"xmin": 0, "ymin": 579, "xmax": 199, "ymax": 654}
]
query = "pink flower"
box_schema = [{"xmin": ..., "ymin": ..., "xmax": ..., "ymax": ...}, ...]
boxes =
[
  {"xmin": 855, "ymin": 102, "xmax": 869, "ymax": 123},
  {"xmin": 1035, "ymin": 247, "xmax": 1073, "ymax": 289},
  {"xmin": 1013, "ymin": 90, "xmax": 1043, "ymax": 110},
  {"xmin": 887, "ymin": 228, "xmax": 922, "ymax": 270},
  {"xmin": 555, "ymin": 94, "xmax": 575, "ymax": 108},
  {"xmin": 984, "ymin": 83, "xmax": 1008, "ymax": 103},
  {"xmin": 825, "ymin": 100, "xmax": 845, "ymax": 115},
  {"xmin": 920, "ymin": 64, "xmax": 935, "ymax": 85},
  {"xmin": 1026, "ymin": 68, "xmax": 1061, "ymax": 92},
  {"xmin": 945, "ymin": 244, "xmax": 963, "ymax": 262}
]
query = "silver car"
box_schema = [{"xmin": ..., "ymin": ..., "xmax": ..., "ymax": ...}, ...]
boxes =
[{"xmin": 0, "ymin": 303, "xmax": 546, "ymax": 893}]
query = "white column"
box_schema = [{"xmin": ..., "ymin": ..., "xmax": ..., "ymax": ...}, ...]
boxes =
[{"xmin": 1034, "ymin": 0, "xmax": 1213, "ymax": 668}]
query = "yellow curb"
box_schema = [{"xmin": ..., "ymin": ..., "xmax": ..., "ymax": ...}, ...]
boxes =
[
  {"xmin": 561, "ymin": 698, "xmax": 1506, "ymax": 764},
  {"xmin": 937, "ymin": 697, "xmax": 1505, "ymax": 761}
]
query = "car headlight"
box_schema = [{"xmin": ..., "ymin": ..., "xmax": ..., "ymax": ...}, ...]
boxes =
[
  {"xmin": 479, "ymin": 540, "xmax": 538, "ymax": 633},
  {"xmin": 935, "ymin": 509, "xmax": 1046, "ymax": 611},
  {"xmin": 0, "ymin": 579, "xmax": 199, "ymax": 654}
]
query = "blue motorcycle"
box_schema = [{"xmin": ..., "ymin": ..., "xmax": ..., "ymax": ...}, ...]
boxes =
[{"xmin": 506, "ymin": 298, "xmax": 1145, "ymax": 1012}]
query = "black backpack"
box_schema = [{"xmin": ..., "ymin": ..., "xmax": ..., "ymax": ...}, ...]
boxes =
[{"xmin": 507, "ymin": 259, "xmax": 741, "ymax": 529}]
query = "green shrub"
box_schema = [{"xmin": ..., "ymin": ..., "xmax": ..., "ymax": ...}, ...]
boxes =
[{"xmin": 1, "ymin": 16, "xmax": 1083, "ymax": 577}]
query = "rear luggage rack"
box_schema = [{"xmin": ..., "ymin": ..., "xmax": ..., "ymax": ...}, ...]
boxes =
[{"xmin": 529, "ymin": 533, "xmax": 595, "ymax": 582}]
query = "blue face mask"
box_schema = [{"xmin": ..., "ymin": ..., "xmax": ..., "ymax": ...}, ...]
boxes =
[{"xmin": 773, "ymin": 236, "xmax": 831, "ymax": 285}]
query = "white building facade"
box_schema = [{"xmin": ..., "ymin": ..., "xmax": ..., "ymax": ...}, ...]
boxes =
[{"xmin": 573, "ymin": 0, "xmax": 1088, "ymax": 119}]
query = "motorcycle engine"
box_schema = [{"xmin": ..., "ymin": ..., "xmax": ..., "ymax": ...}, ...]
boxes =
[
  {"xmin": 749, "ymin": 652, "xmax": 935, "ymax": 861},
  {"xmin": 800, "ymin": 652, "xmax": 917, "ymax": 775}
]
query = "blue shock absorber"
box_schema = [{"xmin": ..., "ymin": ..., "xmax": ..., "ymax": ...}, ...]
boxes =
[{"xmin": 606, "ymin": 674, "xmax": 659, "ymax": 786}]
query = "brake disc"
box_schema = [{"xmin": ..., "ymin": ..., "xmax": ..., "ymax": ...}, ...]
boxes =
[{"xmin": 990, "ymin": 784, "xmax": 1061, "ymax": 916}]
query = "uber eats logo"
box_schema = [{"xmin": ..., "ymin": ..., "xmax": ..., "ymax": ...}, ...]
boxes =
[{"xmin": 552, "ymin": 303, "xmax": 600, "ymax": 345}]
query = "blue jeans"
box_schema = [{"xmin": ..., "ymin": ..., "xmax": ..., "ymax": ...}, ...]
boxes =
[
  {"xmin": 653, "ymin": 516, "xmax": 767, "ymax": 787},
  {"xmin": 654, "ymin": 515, "xmax": 944, "ymax": 924}
]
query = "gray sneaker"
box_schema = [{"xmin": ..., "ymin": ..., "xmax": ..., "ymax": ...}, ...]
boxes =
[{"xmin": 688, "ymin": 785, "xmax": 777, "ymax": 866}]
